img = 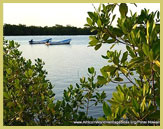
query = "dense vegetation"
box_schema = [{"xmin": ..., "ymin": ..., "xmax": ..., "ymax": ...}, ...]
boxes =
[
  {"xmin": 3, "ymin": 24, "xmax": 96, "ymax": 36},
  {"xmin": 85, "ymin": 3, "xmax": 160, "ymax": 124},
  {"xmin": 4, "ymin": 3, "xmax": 160, "ymax": 126},
  {"xmin": 3, "ymin": 40, "xmax": 56, "ymax": 125}
]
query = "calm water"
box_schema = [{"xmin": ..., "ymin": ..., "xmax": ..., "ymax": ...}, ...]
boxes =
[{"xmin": 5, "ymin": 35, "xmax": 126, "ymax": 118}]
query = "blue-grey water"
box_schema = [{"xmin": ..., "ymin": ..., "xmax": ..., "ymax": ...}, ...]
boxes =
[{"xmin": 5, "ymin": 35, "xmax": 126, "ymax": 118}]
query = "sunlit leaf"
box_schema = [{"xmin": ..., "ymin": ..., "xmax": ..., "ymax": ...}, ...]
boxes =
[
  {"xmin": 119, "ymin": 3, "xmax": 128, "ymax": 17},
  {"xmin": 87, "ymin": 17, "xmax": 93, "ymax": 25},
  {"xmin": 103, "ymin": 102, "xmax": 112, "ymax": 116}
]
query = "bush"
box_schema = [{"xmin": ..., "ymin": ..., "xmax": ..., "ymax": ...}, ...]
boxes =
[
  {"xmin": 86, "ymin": 3, "xmax": 160, "ymax": 125},
  {"xmin": 3, "ymin": 40, "xmax": 55, "ymax": 125}
]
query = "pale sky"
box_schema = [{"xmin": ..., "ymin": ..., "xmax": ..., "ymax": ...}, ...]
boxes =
[{"xmin": 3, "ymin": 3, "xmax": 160, "ymax": 28}]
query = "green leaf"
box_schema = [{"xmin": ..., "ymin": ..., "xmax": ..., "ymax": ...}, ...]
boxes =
[
  {"xmin": 6, "ymin": 68, "xmax": 12, "ymax": 75},
  {"xmin": 103, "ymin": 102, "xmax": 112, "ymax": 116},
  {"xmin": 143, "ymin": 83, "xmax": 149, "ymax": 96},
  {"xmin": 88, "ymin": 67, "xmax": 95, "ymax": 74},
  {"xmin": 102, "ymin": 4, "xmax": 107, "ymax": 12},
  {"xmin": 146, "ymin": 20, "xmax": 150, "ymax": 44},
  {"xmin": 130, "ymin": 31, "xmax": 136, "ymax": 44},
  {"xmin": 100, "ymin": 67, "xmax": 108, "ymax": 78},
  {"xmin": 98, "ymin": 117, "xmax": 106, "ymax": 121},
  {"xmin": 28, "ymin": 69, "xmax": 33, "ymax": 77},
  {"xmin": 113, "ymin": 57, "xmax": 119, "ymax": 65},
  {"xmin": 80, "ymin": 77, "xmax": 85, "ymax": 83},
  {"xmin": 89, "ymin": 40, "xmax": 98, "ymax": 46},
  {"xmin": 128, "ymin": 57, "xmax": 144, "ymax": 69},
  {"xmin": 106, "ymin": 38, "xmax": 116, "ymax": 44},
  {"xmin": 88, "ymin": 12, "xmax": 94, "ymax": 19},
  {"xmin": 119, "ymin": 3, "xmax": 128, "ymax": 17},
  {"xmin": 153, "ymin": 60, "xmax": 160, "ymax": 67},
  {"xmin": 149, "ymin": 49, "xmax": 153, "ymax": 61},
  {"xmin": 111, "ymin": 14, "xmax": 116, "ymax": 24},
  {"xmin": 98, "ymin": 4, "xmax": 101, "ymax": 12},
  {"xmin": 4, "ymin": 92, "xmax": 10, "ymax": 99},
  {"xmin": 7, "ymin": 102, "xmax": 15, "ymax": 108},
  {"xmin": 121, "ymin": 22, "xmax": 128, "ymax": 34},
  {"xmin": 126, "ymin": 45, "xmax": 135, "ymax": 58},
  {"xmin": 114, "ymin": 77, "xmax": 123, "ymax": 81},
  {"xmin": 140, "ymin": 97, "xmax": 146, "ymax": 112},
  {"xmin": 108, "ymin": 99, "xmax": 119, "ymax": 105},
  {"xmin": 118, "ymin": 91, "xmax": 124, "ymax": 101},
  {"xmin": 157, "ymin": 11, "xmax": 160, "ymax": 19},
  {"xmin": 101, "ymin": 65, "xmax": 117, "ymax": 73},
  {"xmin": 15, "ymin": 79, "xmax": 20, "ymax": 89},
  {"xmin": 87, "ymin": 17, "xmax": 93, "ymax": 25},
  {"xmin": 113, "ymin": 28, "xmax": 123, "ymax": 37},
  {"xmin": 110, "ymin": 43, "xmax": 116, "ymax": 49},
  {"xmin": 112, "ymin": 92, "xmax": 122, "ymax": 102},
  {"xmin": 133, "ymin": 3, "xmax": 137, "ymax": 7},
  {"xmin": 97, "ymin": 75, "xmax": 107, "ymax": 85},
  {"xmin": 9, "ymin": 40, "xmax": 14, "ymax": 47},
  {"xmin": 121, "ymin": 51, "xmax": 128, "ymax": 63},
  {"xmin": 142, "ymin": 43, "xmax": 150, "ymax": 56},
  {"xmin": 95, "ymin": 43, "xmax": 102, "ymax": 50},
  {"xmin": 89, "ymin": 36, "xmax": 96, "ymax": 41},
  {"xmin": 132, "ymin": 24, "xmax": 138, "ymax": 29},
  {"xmin": 132, "ymin": 98, "xmax": 139, "ymax": 112},
  {"xmin": 25, "ymin": 71, "xmax": 28, "ymax": 77},
  {"xmin": 29, "ymin": 85, "xmax": 33, "ymax": 92},
  {"xmin": 120, "ymin": 67, "xmax": 128, "ymax": 74},
  {"xmin": 97, "ymin": 18, "xmax": 102, "ymax": 27},
  {"xmin": 102, "ymin": 33, "xmax": 109, "ymax": 41},
  {"xmin": 101, "ymin": 55, "xmax": 109, "ymax": 59}
]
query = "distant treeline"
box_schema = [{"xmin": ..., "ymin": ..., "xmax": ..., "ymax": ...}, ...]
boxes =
[{"xmin": 3, "ymin": 24, "xmax": 97, "ymax": 36}]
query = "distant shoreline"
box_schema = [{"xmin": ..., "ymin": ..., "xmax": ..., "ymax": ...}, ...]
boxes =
[
  {"xmin": 4, "ymin": 34, "xmax": 94, "ymax": 36},
  {"xmin": 3, "ymin": 24, "xmax": 97, "ymax": 36}
]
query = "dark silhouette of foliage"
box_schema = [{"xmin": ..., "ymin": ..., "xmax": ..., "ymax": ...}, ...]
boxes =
[{"xmin": 3, "ymin": 24, "xmax": 96, "ymax": 36}]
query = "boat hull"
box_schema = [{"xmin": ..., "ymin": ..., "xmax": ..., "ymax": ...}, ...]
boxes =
[
  {"xmin": 47, "ymin": 39, "xmax": 71, "ymax": 45},
  {"xmin": 29, "ymin": 41, "xmax": 46, "ymax": 44},
  {"xmin": 29, "ymin": 38, "xmax": 52, "ymax": 44}
]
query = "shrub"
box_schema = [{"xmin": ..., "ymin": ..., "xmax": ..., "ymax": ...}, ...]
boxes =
[
  {"xmin": 3, "ymin": 40, "xmax": 55, "ymax": 125},
  {"xmin": 86, "ymin": 3, "xmax": 160, "ymax": 125}
]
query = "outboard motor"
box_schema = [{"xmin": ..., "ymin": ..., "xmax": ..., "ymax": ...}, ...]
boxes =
[{"xmin": 29, "ymin": 39, "xmax": 33, "ymax": 44}]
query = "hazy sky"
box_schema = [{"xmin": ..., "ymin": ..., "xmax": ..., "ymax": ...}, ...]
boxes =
[{"xmin": 3, "ymin": 3, "xmax": 160, "ymax": 28}]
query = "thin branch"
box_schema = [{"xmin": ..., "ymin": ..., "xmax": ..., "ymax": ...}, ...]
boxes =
[
  {"xmin": 117, "ymin": 37, "xmax": 131, "ymax": 46},
  {"xmin": 139, "ymin": 110, "xmax": 156, "ymax": 121},
  {"xmin": 111, "ymin": 80, "xmax": 132, "ymax": 84},
  {"xmin": 104, "ymin": 29, "xmax": 132, "ymax": 46},
  {"xmin": 122, "ymin": 73, "xmax": 137, "ymax": 86},
  {"xmin": 89, "ymin": 102, "xmax": 96, "ymax": 108},
  {"xmin": 152, "ymin": 64, "xmax": 156, "ymax": 107},
  {"xmin": 86, "ymin": 98, "xmax": 90, "ymax": 116}
]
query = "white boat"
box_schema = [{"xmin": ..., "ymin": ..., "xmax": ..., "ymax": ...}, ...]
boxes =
[
  {"xmin": 46, "ymin": 39, "xmax": 71, "ymax": 45},
  {"xmin": 29, "ymin": 38, "xmax": 52, "ymax": 44}
]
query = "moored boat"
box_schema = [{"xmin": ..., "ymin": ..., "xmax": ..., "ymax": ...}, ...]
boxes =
[
  {"xmin": 29, "ymin": 38, "xmax": 52, "ymax": 44},
  {"xmin": 46, "ymin": 39, "xmax": 71, "ymax": 45}
]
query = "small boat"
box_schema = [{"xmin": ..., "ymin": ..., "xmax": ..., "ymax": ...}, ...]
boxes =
[
  {"xmin": 29, "ymin": 38, "xmax": 52, "ymax": 44},
  {"xmin": 46, "ymin": 39, "xmax": 71, "ymax": 45}
]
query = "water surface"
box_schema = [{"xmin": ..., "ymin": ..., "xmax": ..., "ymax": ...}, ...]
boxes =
[{"xmin": 5, "ymin": 35, "xmax": 126, "ymax": 118}]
